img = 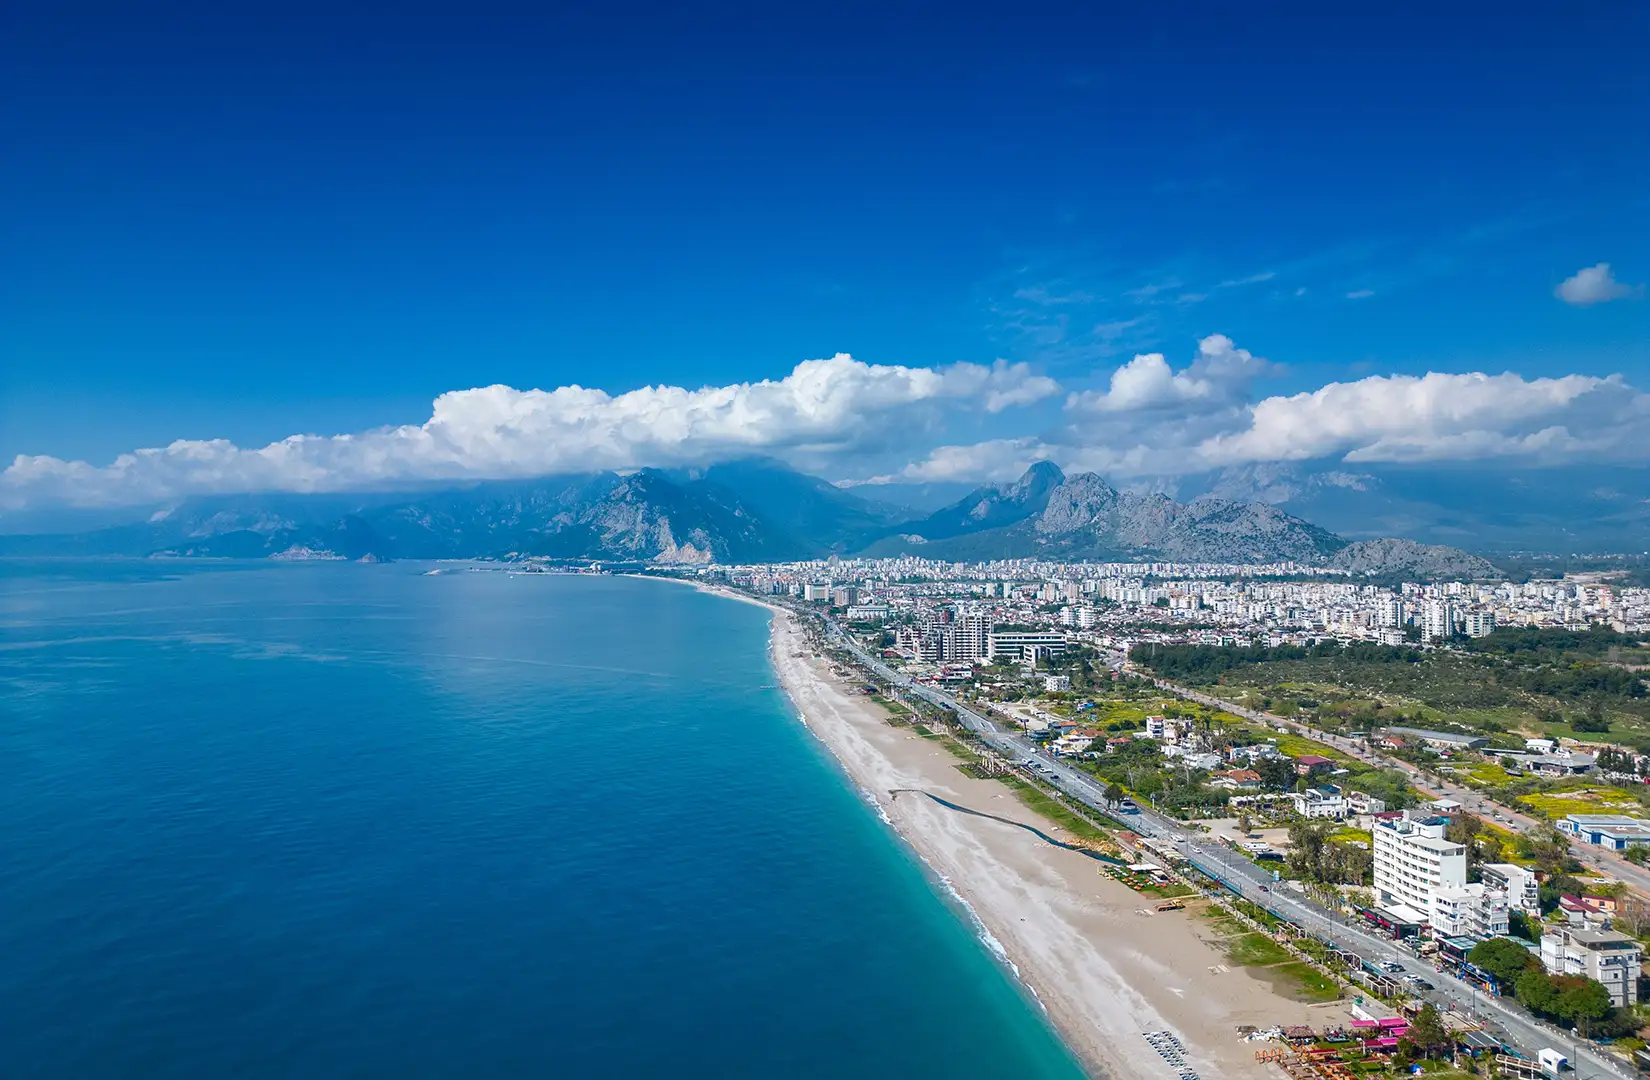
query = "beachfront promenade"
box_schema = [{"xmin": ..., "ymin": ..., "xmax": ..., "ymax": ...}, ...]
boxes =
[{"xmin": 817, "ymin": 613, "xmax": 1636, "ymax": 1080}]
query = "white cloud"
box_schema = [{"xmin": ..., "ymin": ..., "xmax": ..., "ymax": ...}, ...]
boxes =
[
  {"xmin": 1196, "ymin": 371, "xmax": 1631, "ymax": 466},
  {"xmin": 852, "ymin": 438, "xmax": 1055, "ymax": 486},
  {"xmin": 1217, "ymin": 271, "xmax": 1275, "ymax": 288},
  {"xmin": 859, "ymin": 353, "xmax": 1649, "ymax": 487},
  {"xmin": 1555, "ymin": 262, "xmax": 1640, "ymax": 306},
  {"xmin": 1345, "ymin": 289, "xmax": 1375, "ymax": 300},
  {"xmin": 1067, "ymin": 334, "xmax": 1271, "ymax": 413},
  {"xmin": 2, "ymin": 354, "xmax": 1060, "ymax": 509}
]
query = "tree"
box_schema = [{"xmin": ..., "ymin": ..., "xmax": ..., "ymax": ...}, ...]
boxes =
[
  {"xmin": 1103, "ymin": 783, "xmax": 1125, "ymax": 807},
  {"xmin": 1406, "ymin": 1003, "xmax": 1451, "ymax": 1059},
  {"xmin": 1449, "ymin": 811, "xmax": 1487, "ymax": 880},
  {"xmin": 1469, "ymin": 937, "xmax": 1539, "ymax": 988},
  {"xmin": 1255, "ymin": 756, "xmax": 1297, "ymax": 792},
  {"xmin": 1516, "ymin": 968, "xmax": 1559, "ymax": 1015},
  {"xmin": 1572, "ymin": 700, "xmax": 1611, "ymax": 734},
  {"xmin": 1553, "ymin": 977, "xmax": 1612, "ymax": 1031}
]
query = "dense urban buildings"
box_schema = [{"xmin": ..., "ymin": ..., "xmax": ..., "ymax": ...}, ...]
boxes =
[{"xmin": 706, "ymin": 556, "xmax": 1650, "ymax": 650}]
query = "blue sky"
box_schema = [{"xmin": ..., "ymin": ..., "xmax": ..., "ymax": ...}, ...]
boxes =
[{"xmin": 2, "ymin": 4, "xmax": 1647, "ymax": 508}]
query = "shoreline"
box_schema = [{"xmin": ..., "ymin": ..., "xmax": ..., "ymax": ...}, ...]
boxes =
[{"xmin": 720, "ymin": 589, "xmax": 1347, "ymax": 1080}]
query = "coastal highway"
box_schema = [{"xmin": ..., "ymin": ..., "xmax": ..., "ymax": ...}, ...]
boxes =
[{"xmin": 815, "ymin": 617, "xmax": 1635, "ymax": 1080}]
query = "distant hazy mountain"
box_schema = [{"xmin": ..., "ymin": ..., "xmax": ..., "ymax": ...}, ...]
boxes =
[
  {"xmin": 860, "ymin": 463, "xmax": 1345, "ymax": 564},
  {"xmin": 1328, "ymin": 538, "xmax": 1498, "ymax": 581},
  {"xmin": 844, "ymin": 479, "xmax": 979, "ymax": 515},
  {"xmin": 0, "ymin": 458, "xmax": 1546, "ymax": 577},
  {"xmin": 0, "ymin": 461, "xmax": 903, "ymax": 565},
  {"xmin": 1180, "ymin": 462, "xmax": 1650, "ymax": 553}
]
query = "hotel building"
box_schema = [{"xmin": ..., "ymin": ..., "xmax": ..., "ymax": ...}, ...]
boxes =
[{"xmin": 1372, "ymin": 812, "xmax": 1467, "ymax": 927}]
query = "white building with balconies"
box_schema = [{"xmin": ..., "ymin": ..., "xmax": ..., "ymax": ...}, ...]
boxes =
[
  {"xmin": 1372, "ymin": 811, "xmax": 1467, "ymax": 927},
  {"xmin": 1540, "ymin": 926, "xmax": 1642, "ymax": 1008}
]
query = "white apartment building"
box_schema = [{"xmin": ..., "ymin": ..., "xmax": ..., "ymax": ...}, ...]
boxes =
[
  {"xmin": 1431, "ymin": 883, "xmax": 1510, "ymax": 939},
  {"xmin": 1461, "ymin": 610, "xmax": 1497, "ymax": 638},
  {"xmin": 1423, "ymin": 599, "xmax": 1457, "ymax": 641},
  {"xmin": 986, "ymin": 631, "xmax": 1067, "ymax": 662},
  {"xmin": 942, "ymin": 614, "xmax": 990, "ymax": 663},
  {"xmin": 1292, "ymin": 788, "xmax": 1348, "ymax": 820},
  {"xmin": 1541, "ymin": 927, "xmax": 1643, "ymax": 1008},
  {"xmin": 1372, "ymin": 812, "xmax": 1467, "ymax": 926},
  {"xmin": 1480, "ymin": 862, "xmax": 1541, "ymax": 915},
  {"xmin": 803, "ymin": 582, "xmax": 832, "ymax": 602}
]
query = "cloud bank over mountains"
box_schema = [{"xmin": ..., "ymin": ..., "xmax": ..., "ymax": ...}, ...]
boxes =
[
  {"xmin": 855, "ymin": 337, "xmax": 1650, "ymax": 487},
  {"xmin": 5, "ymin": 339, "xmax": 1647, "ymax": 510}
]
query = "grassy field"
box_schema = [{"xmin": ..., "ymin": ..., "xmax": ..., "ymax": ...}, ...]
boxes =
[
  {"xmin": 1265, "ymin": 961, "xmax": 1342, "ymax": 1003},
  {"xmin": 993, "ymin": 775, "xmax": 1117, "ymax": 843},
  {"xmin": 1199, "ymin": 914, "xmax": 1343, "ymax": 1003},
  {"xmin": 1271, "ymin": 732, "xmax": 1354, "ymax": 762},
  {"xmin": 1519, "ymin": 788, "xmax": 1645, "ymax": 820},
  {"xmin": 1330, "ymin": 827, "xmax": 1373, "ymax": 845},
  {"xmin": 1224, "ymin": 931, "xmax": 1293, "ymax": 966},
  {"xmin": 1452, "ymin": 761, "xmax": 1516, "ymax": 786}
]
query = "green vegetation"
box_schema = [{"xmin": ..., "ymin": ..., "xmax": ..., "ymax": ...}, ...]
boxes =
[
  {"xmin": 1198, "ymin": 910, "xmax": 1342, "ymax": 1003},
  {"xmin": 1286, "ymin": 820, "xmax": 1373, "ymax": 886},
  {"xmin": 1519, "ymin": 788, "xmax": 1645, "ymax": 820},
  {"xmin": 1130, "ymin": 628, "xmax": 1650, "ymax": 748},
  {"xmin": 1224, "ymin": 931, "xmax": 1292, "ymax": 966},
  {"xmin": 993, "ymin": 775, "xmax": 1115, "ymax": 843},
  {"xmin": 1263, "ymin": 961, "xmax": 1343, "ymax": 1003},
  {"xmin": 1468, "ymin": 937, "xmax": 1627, "ymax": 1034}
]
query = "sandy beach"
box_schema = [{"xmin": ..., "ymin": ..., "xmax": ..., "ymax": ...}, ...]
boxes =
[{"xmin": 757, "ymin": 603, "xmax": 1349, "ymax": 1080}]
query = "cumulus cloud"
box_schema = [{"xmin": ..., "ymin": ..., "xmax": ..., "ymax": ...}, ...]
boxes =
[
  {"xmin": 1556, "ymin": 262, "xmax": 1640, "ymax": 306},
  {"xmin": 854, "ymin": 342, "xmax": 1650, "ymax": 486},
  {"xmin": 1067, "ymin": 334, "xmax": 1272, "ymax": 413},
  {"xmin": 1197, "ymin": 371, "xmax": 1634, "ymax": 466},
  {"xmin": 2, "ymin": 354, "xmax": 1060, "ymax": 509},
  {"xmin": 850, "ymin": 438, "xmax": 1055, "ymax": 486}
]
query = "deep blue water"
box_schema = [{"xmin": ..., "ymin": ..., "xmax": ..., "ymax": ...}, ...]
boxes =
[{"xmin": 0, "ymin": 561, "xmax": 1087, "ymax": 1079}]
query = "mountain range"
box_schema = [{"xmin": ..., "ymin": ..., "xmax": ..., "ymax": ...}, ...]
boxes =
[
  {"xmin": 1171, "ymin": 462, "xmax": 1650, "ymax": 554},
  {"xmin": 0, "ymin": 459, "xmax": 1504, "ymax": 579}
]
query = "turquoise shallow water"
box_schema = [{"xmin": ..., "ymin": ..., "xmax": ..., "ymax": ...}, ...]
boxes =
[{"xmin": 0, "ymin": 561, "xmax": 1087, "ymax": 1079}]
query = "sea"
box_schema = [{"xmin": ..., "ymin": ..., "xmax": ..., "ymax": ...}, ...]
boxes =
[{"xmin": 0, "ymin": 560, "xmax": 1088, "ymax": 1079}]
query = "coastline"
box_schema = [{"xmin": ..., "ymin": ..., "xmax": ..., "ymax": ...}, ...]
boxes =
[{"xmin": 728, "ymin": 590, "xmax": 1347, "ymax": 1080}]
